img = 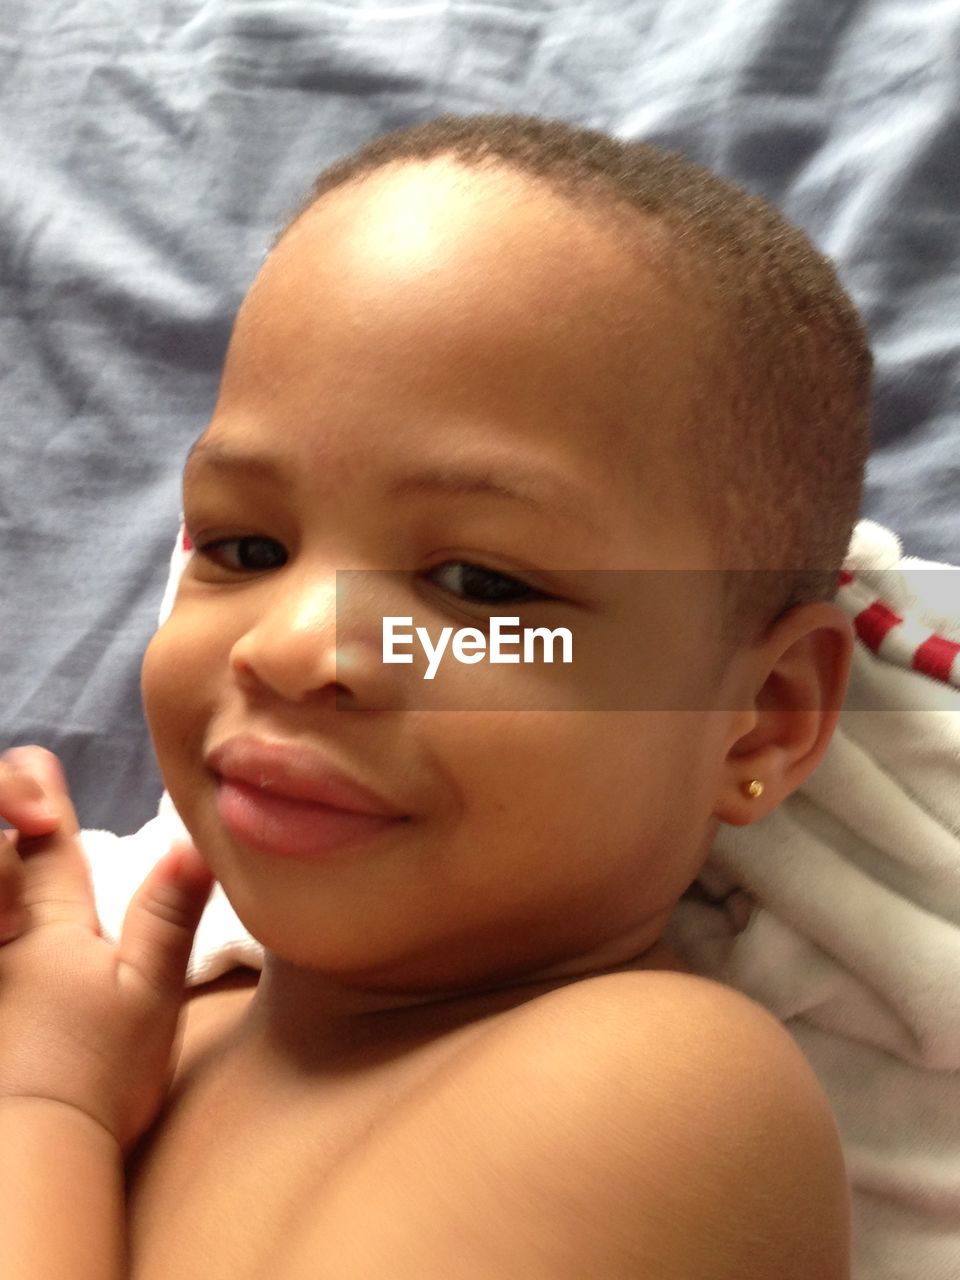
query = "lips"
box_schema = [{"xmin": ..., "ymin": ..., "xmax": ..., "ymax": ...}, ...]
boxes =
[{"xmin": 205, "ymin": 735, "xmax": 408, "ymax": 819}]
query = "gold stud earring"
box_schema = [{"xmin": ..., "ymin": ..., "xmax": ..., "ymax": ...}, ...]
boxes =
[{"xmin": 743, "ymin": 779, "xmax": 764, "ymax": 799}]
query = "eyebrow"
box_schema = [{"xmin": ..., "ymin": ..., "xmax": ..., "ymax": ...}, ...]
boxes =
[{"xmin": 183, "ymin": 440, "xmax": 599, "ymax": 531}]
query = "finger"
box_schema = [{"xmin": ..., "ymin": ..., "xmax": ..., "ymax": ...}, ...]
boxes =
[
  {"xmin": 5, "ymin": 747, "xmax": 81, "ymax": 836},
  {"xmin": 0, "ymin": 828, "xmax": 27, "ymax": 927},
  {"xmin": 0, "ymin": 751, "xmax": 62, "ymax": 836},
  {"xmin": 9, "ymin": 747, "xmax": 99, "ymax": 933},
  {"xmin": 117, "ymin": 843, "xmax": 216, "ymax": 1001}
]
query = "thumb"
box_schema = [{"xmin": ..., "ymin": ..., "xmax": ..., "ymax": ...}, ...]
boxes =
[{"xmin": 117, "ymin": 842, "xmax": 216, "ymax": 1000}]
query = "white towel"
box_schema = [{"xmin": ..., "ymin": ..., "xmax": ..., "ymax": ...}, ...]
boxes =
[
  {"xmin": 80, "ymin": 516, "xmax": 960, "ymax": 1280},
  {"xmin": 81, "ymin": 798, "xmax": 265, "ymax": 985}
]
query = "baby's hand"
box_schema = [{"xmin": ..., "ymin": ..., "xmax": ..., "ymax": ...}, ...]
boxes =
[{"xmin": 0, "ymin": 746, "xmax": 215, "ymax": 1156}]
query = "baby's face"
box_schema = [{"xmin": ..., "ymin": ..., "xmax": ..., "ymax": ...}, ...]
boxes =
[{"xmin": 142, "ymin": 162, "xmax": 748, "ymax": 995}]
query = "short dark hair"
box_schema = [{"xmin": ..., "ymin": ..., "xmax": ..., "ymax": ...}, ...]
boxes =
[{"xmin": 278, "ymin": 112, "xmax": 873, "ymax": 659}]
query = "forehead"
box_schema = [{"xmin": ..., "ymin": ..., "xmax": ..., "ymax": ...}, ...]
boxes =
[
  {"xmin": 273, "ymin": 160, "xmax": 683, "ymax": 344},
  {"xmin": 207, "ymin": 162, "xmax": 711, "ymax": 565},
  {"xmin": 252, "ymin": 161, "xmax": 698, "ymax": 382}
]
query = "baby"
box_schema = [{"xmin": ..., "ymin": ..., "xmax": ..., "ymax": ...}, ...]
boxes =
[{"xmin": 0, "ymin": 113, "xmax": 867, "ymax": 1278}]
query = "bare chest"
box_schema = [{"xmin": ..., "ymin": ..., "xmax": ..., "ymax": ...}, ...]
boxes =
[
  {"xmin": 125, "ymin": 942, "xmax": 692, "ymax": 1280},
  {"xmin": 123, "ymin": 978, "xmax": 509, "ymax": 1280}
]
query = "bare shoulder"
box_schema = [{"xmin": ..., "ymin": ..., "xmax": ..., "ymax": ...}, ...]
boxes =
[
  {"xmin": 537, "ymin": 970, "xmax": 852, "ymax": 1275},
  {"xmin": 280, "ymin": 969, "xmax": 851, "ymax": 1279}
]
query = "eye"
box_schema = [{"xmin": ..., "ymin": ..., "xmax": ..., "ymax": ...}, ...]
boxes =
[
  {"xmin": 195, "ymin": 536, "xmax": 288, "ymax": 572},
  {"xmin": 425, "ymin": 561, "xmax": 546, "ymax": 605}
]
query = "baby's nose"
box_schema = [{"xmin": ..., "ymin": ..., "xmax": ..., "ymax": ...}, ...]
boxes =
[{"xmin": 227, "ymin": 569, "xmax": 395, "ymax": 707}]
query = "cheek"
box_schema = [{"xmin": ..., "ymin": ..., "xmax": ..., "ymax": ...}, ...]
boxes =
[
  {"xmin": 141, "ymin": 613, "xmax": 221, "ymax": 762},
  {"xmin": 460, "ymin": 710, "xmax": 721, "ymax": 890},
  {"xmin": 436, "ymin": 711, "xmax": 677, "ymax": 838}
]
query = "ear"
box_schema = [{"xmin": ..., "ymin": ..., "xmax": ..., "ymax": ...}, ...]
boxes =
[{"xmin": 713, "ymin": 601, "xmax": 855, "ymax": 827}]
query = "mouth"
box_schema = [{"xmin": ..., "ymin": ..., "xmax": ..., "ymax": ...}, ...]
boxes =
[
  {"xmin": 206, "ymin": 734, "xmax": 408, "ymax": 816},
  {"xmin": 214, "ymin": 779, "xmax": 406, "ymax": 860},
  {"xmin": 206, "ymin": 735, "xmax": 410, "ymax": 860}
]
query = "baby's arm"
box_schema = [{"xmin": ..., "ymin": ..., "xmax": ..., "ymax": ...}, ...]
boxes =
[
  {"xmin": 0, "ymin": 757, "xmax": 118, "ymax": 1277},
  {"xmin": 0, "ymin": 748, "xmax": 213, "ymax": 1280},
  {"xmin": 0, "ymin": 1100, "xmax": 125, "ymax": 1280}
]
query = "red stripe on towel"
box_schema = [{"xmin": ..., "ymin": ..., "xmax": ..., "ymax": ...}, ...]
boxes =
[
  {"xmin": 181, "ymin": 528, "xmax": 192, "ymax": 552},
  {"xmin": 854, "ymin": 600, "xmax": 903, "ymax": 652},
  {"xmin": 912, "ymin": 633, "xmax": 960, "ymax": 683}
]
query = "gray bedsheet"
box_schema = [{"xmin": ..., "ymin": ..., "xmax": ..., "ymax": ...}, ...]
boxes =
[{"xmin": 1, "ymin": 0, "xmax": 958, "ymax": 833}]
